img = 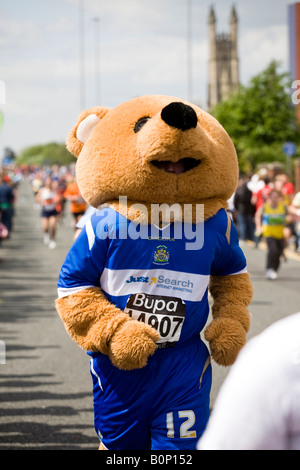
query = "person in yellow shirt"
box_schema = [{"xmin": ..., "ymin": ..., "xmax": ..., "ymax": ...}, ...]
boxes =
[{"xmin": 255, "ymin": 189, "xmax": 287, "ymax": 280}]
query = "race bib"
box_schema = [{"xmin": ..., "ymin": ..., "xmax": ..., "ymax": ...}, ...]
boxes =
[{"xmin": 124, "ymin": 293, "xmax": 186, "ymax": 348}]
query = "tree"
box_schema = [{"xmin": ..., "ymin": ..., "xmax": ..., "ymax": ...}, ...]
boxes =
[
  {"xmin": 210, "ymin": 61, "xmax": 300, "ymax": 172},
  {"xmin": 17, "ymin": 142, "xmax": 75, "ymax": 166}
]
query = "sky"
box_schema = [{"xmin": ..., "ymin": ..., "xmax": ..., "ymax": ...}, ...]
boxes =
[{"xmin": 0, "ymin": 0, "xmax": 296, "ymax": 158}]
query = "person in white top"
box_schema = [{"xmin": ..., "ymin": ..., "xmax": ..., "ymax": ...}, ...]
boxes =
[
  {"xmin": 36, "ymin": 176, "xmax": 59, "ymax": 249},
  {"xmin": 198, "ymin": 312, "xmax": 300, "ymax": 450}
]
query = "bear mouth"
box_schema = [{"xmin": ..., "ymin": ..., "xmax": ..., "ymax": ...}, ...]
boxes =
[{"xmin": 151, "ymin": 158, "xmax": 201, "ymax": 175}]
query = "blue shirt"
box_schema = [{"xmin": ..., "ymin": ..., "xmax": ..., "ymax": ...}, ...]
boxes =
[{"xmin": 58, "ymin": 207, "xmax": 247, "ymax": 346}]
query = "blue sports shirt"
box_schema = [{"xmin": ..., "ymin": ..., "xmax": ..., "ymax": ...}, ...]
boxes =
[{"xmin": 58, "ymin": 207, "xmax": 247, "ymax": 347}]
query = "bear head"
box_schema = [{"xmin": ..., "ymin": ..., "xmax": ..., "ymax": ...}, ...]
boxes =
[{"xmin": 66, "ymin": 95, "xmax": 238, "ymax": 219}]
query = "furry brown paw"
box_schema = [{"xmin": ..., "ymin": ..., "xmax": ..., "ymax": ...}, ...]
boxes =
[
  {"xmin": 108, "ymin": 320, "xmax": 160, "ymax": 370},
  {"xmin": 204, "ymin": 317, "xmax": 247, "ymax": 366}
]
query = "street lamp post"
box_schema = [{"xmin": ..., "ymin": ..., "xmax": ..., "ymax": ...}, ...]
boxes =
[
  {"xmin": 187, "ymin": 0, "xmax": 193, "ymax": 102},
  {"xmin": 79, "ymin": 0, "xmax": 85, "ymax": 110},
  {"xmin": 93, "ymin": 17, "xmax": 101, "ymax": 104}
]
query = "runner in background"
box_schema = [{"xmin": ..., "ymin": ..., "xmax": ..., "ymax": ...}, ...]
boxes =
[
  {"xmin": 74, "ymin": 205, "xmax": 99, "ymax": 240},
  {"xmin": 255, "ymin": 189, "xmax": 287, "ymax": 280},
  {"xmin": 273, "ymin": 175, "xmax": 296, "ymax": 253},
  {"xmin": 63, "ymin": 180, "xmax": 87, "ymax": 231},
  {"xmin": 31, "ymin": 170, "xmax": 43, "ymax": 206},
  {"xmin": 36, "ymin": 176, "xmax": 59, "ymax": 249},
  {"xmin": 52, "ymin": 179, "xmax": 64, "ymax": 223}
]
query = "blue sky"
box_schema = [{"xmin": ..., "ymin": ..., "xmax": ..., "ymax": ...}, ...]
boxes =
[{"xmin": 0, "ymin": 0, "xmax": 295, "ymax": 157}]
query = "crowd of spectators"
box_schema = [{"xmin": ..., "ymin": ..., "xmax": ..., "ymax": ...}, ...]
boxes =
[
  {"xmin": 0, "ymin": 163, "xmax": 87, "ymax": 251},
  {"xmin": 230, "ymin": 167, "xmax": 300, "ymax": 279},
  {"xmin": 0, "ymin": 166, "xmax": 22, "ymax": 246}
]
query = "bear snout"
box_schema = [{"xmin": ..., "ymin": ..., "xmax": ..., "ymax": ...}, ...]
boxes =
[{"xmin": 161, "ymin": 102, "xmax": 198, "ymax": 131}]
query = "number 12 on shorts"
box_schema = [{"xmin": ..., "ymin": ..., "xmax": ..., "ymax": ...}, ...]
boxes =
[{"xmin": 166, "ymin": 410, "xmax": 196, "ymax": 439}]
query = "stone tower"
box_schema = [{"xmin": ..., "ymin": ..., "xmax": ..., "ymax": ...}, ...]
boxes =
[{"xmin": 208, "ymin": 5, "xmax": 239, "ymax": 109}]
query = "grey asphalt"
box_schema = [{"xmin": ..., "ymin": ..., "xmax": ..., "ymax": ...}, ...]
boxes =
[{"xmin": 0, "ymin": 180, "xmax": 299, "ymax": 450}]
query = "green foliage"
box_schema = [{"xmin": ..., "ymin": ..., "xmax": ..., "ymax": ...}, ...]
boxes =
[
  {"xmin": 210, "ymin": 61, "xmax": 300, "ymax": 172},
  {"xmin": 17, "ymin": 142, "xmax": 75, "ymax": 166}
]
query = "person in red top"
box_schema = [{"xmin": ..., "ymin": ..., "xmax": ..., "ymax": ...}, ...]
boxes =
[
  {"xmin": 251, "ymin": 174, "xmax": 272, "ymax": 248},
  {"xmin": 276, "ymin": 173, "xmax": 295, "ymax": 204},
  {"xmin": 63, "ymin": 180, "xmax": 87, "ymax": 230},
  {"xmin": 251, "ymin": 176, "xmax": 272, "ymax": 211},
  {"xmin": 275, "ymin": 174, "xmax": 296, "ymax": 250}
]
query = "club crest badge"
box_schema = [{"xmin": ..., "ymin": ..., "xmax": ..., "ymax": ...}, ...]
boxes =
[{"xmin": 153, "ymin": 245, "xmax": 170, "ymax": 265}]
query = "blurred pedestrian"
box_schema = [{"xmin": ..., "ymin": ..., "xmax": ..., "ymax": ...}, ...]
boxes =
[
  {"xmin": 273, "ymin": 175, "xmax": 295, "ymax": 251},
  {"xmin": 198, "ymin": 312, "xmax": 300, "ymax": 450},
  {"xmin": 0, "ymin": 172, "xmax": 15, "ymax": 235},
  {"xmin": 56, "ymin": 174, "xmax": 68, "ymax": 221},
  {"xmin": 74, "ymin": 205, "xmax": 99, "ymax": 240},
  {"xmin": 276, "ymin": 173, "xmax": 295, "ymax": 204},
  {"xmin": 255, "ymin": 189, "xmax": 287, "ymax": 280},
  {"xmin": 289, "ymin": 191, "xmax": 300, "ymax": 252},
  {"xmin": 51, "ymin": 179, "xmax": 64, "ymax": 222},
  {"xmin": 250, "ymin": 169, "xmax": 272, "ymax": 211},
  {"xmin": 31, "ymin": 170, "xmax": 43, "ymax": 198},
  {"xmin": 36, "ymin": 176, "xmax": 59, "ymax": 249},
  {"xmin": 233, "ymin": 175, "xmax": 255, "ymax": 244},
  {"xmin": 63, "ymin": 180, "xmax": 87, "ymax": 230},
  {"xmin": 250, "ymin": 169, "xmax": 272, "ymax": 248}
]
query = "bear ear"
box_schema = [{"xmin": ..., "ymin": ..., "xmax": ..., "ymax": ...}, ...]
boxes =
[{"xmin": 66, "ymin": 106, "xmax": 110, "ymax": 157}]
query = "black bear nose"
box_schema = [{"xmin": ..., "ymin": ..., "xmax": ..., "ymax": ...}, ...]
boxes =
[{"xmin": 161, "ymin": 102, "xmax": 198, "ymax": 131}]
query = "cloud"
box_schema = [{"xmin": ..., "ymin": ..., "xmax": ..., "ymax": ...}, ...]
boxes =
[
  {"xmin": 240, "ymin": 24, "xmax": 288, "ymax": 84},
  {"xmin": 64, "ymin": 0, "xmax": 184, "ymax": 35},
  {"xmin": 0, "ymin": 17, "xmax": 37, "ymax": 47}
]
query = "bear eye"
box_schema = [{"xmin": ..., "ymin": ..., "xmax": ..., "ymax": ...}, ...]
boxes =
[{"xmin": 134, "ymin": 117, "xmax": 151, "ymax": 133}]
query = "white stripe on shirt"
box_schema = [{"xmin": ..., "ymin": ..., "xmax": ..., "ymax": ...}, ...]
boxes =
[
  {"xmin": 86, "ymin": 218, "xmax": 95, "ymax": 250},
  {"xmin": 229, "ymin": 267, "xmax": 248, "ymax": 275},
  {"xmin": 57, "ymin": 285, "xmax": 95, "ymax": 298},
  {"xmin": 100, "ymin": 268, "xmax": 210, "ymax": 302}
]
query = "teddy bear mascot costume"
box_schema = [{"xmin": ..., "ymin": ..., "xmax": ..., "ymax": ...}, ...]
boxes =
[{"xmin": 56, "ymin": 95, "xmax": 253, "ymax": 451}]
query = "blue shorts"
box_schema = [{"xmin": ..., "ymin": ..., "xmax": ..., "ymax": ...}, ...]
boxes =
[
  {"xmin": 41, "ymin": 209, "xmax": 58, "ymax": 218},
  {"xmin": 88, "ymin": 337, "xmax": 212, "ymax": 450}
]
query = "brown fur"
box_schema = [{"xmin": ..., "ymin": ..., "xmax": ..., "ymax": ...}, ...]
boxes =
[
  {"xmin": 56, "ymin": 287, "xmax": 159, "ymax": 370},
  {"xmin": 57, "ymin": 95, "xmax": 252, "ymax": 371},
  {"xmin": 205, "ymin": 273, "xmax": 253, "ymax": 365},
  {"xmin": 68, "ymin": 96, "xmax": 238, "ymax": 211}
]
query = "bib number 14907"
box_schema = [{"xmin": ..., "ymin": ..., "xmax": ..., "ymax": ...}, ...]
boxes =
[{"xmin": 125, "ymin": 293, "xmax": 186, "ymax": 348}]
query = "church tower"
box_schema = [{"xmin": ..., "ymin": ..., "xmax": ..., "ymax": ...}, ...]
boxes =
[{"xmin": 207, "ymin": 5, "xmax": 239, "ymax": 109}]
